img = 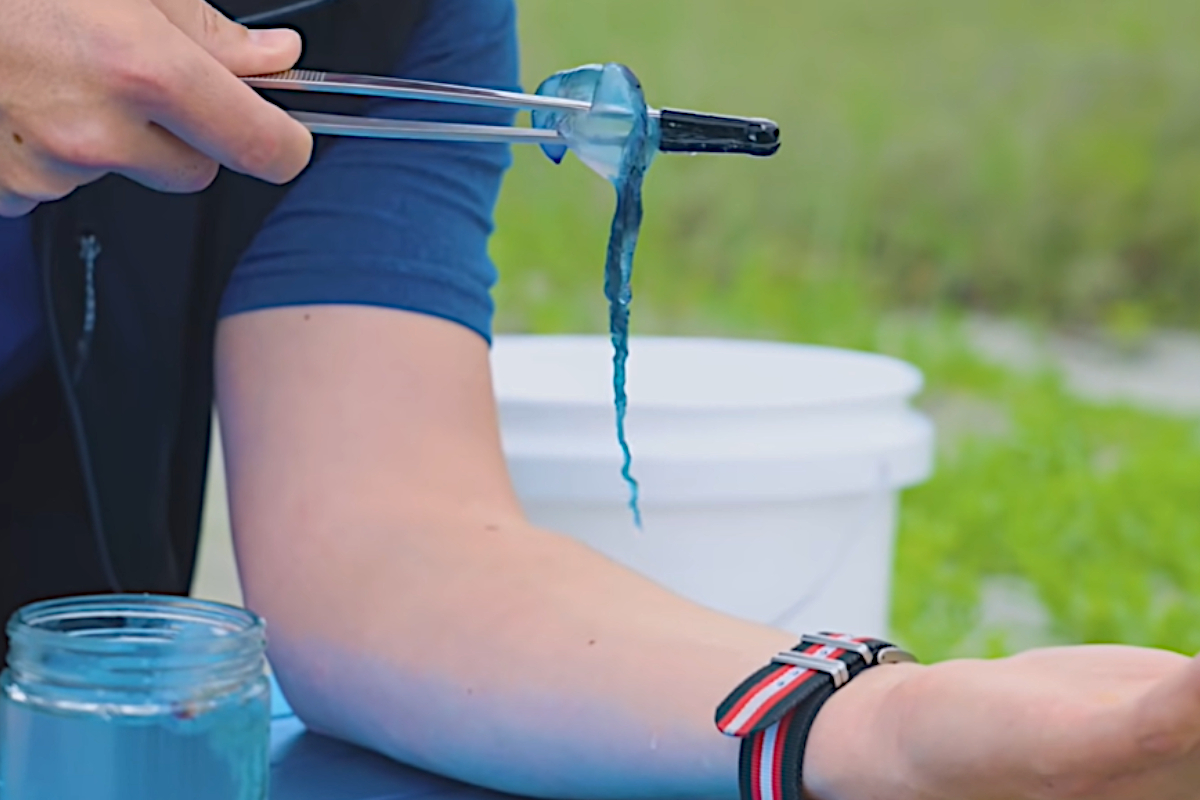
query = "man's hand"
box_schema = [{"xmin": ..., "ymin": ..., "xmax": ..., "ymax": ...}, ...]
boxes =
[
  {"xmin": 807, "ymin": 645, "xmax": 1200, "ymax": 800},
  {"xmin": 0, "ymin": 0, "xmax": 313, "ymax": 217}
]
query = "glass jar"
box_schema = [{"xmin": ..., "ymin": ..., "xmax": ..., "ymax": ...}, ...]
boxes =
[{"xmin": 0, "ymin": 595, "xmax": 270, "ymax": 800}]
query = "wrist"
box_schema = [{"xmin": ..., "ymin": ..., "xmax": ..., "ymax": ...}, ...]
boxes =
[
  {"xmin": 716, "ymin": 635, "xmax": 920, "ymax": 800},
  {"xmin": 802, "ymin": 661, "xmax": 924, "ymax": 800}
]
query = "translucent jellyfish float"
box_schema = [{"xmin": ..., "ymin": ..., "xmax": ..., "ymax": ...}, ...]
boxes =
[
  {"xmin": 533, "ymin": 63, "xmax": 780, "ymax": 526},
  {"xmin": 244, "ymin": 63, "xmax": 781, "ymax": 526}
]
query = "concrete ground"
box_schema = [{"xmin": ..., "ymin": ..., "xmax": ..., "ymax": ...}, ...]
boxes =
[{"xmin": 964, "ymin": 316, "xmax": 1200, "ymax": 415}]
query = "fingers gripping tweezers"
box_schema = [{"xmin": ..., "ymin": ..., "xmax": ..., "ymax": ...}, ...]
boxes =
[{"xmin": 243, "ymin": 69, "xmax": 781, "ymax": 156}]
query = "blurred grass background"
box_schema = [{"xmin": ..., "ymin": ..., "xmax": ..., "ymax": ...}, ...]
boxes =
[{"xmin": 489, "ymin": 0, "xmax": 1200, "ymax": 661}]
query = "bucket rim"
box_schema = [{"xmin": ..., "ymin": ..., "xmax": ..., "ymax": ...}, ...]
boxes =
[{"xmin": 492, "ymin": 335, "xmax": 925, "ymax": 412}]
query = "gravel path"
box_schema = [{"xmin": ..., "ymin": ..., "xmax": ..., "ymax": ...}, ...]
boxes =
[{"xmin": 965, "ymin": 315, "xmax": 1200, "ymax": 415}]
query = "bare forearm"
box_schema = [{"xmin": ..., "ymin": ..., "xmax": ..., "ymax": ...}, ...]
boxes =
[
  {"xmin": 216, "ymin": 302, "xmax": 1200, "ymax": 800},
  {"xmin": 215, "ymin": 307, "xmax": 921, "ymax": 800},
  {"xmin": 241, "ymin": 507, "xmax": 793, "ymax": 799}
]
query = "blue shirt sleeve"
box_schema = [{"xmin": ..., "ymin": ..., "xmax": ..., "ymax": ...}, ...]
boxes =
[{"xmin": 218, "ymin": 0, "xmax": 519, "ymax": 343}]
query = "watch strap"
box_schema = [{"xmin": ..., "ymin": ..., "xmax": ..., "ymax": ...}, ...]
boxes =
[
  {"xmin": 717, "ymin": 632, "xmax": 916, "ymax": 800},
  {"xmin": 717, "ymin": 633, "xmax": 901, "ymax": 737}
]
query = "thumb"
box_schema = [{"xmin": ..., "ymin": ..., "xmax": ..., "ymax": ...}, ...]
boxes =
[
  {"xmin": 153, "ymin": 0, "xmax": 303, "ymax": 76},
  {"xmin": 1127, "ymin": 653, "xmax": 1200, "ymax": 762}
]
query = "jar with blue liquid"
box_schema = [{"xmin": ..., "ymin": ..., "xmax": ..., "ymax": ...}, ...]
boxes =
[{"xmin": 0, "ymin": 595, "xmax": 271, "ymax": 799}]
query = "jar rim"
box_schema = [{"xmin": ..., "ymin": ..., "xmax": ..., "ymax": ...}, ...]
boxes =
[
  {"xmin": 5, "ymin": 595, "xmax": 267, "ymax": 705},
  {"xmin": 8, "ymin": 594, "xmax": 265, "ymax": 654}
]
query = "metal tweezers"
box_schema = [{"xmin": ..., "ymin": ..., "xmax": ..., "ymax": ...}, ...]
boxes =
[{"xmin": 243, "ymin": 69, "xmax": 781, "ymax": 157}]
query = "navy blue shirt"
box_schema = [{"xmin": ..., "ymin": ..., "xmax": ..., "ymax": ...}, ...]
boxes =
[{"xmin": 0, "ymin": 0, "xmax": 516, "ymax": 398}]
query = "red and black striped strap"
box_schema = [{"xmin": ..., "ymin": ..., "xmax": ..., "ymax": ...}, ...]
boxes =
[{"xmin": 716, "ymin": 633, "xmax": 916, "ymax": 800}]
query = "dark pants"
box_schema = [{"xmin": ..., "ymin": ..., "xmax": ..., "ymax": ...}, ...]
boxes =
[{"xmin": 0, "ymin": 361, "xmax": 110, "ymax": 665}]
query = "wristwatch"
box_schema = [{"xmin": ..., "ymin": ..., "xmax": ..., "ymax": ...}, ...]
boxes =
[{"xmin": 716, "ymin": 632, "xmax": 917, "ymax": 800}]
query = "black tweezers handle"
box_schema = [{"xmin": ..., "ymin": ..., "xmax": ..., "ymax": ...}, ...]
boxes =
[{"xmin": 657, "ymin": 109, "xmax": 781, "ymax": 157}]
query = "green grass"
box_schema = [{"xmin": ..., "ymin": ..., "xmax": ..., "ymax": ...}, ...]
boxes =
[
  {"xmin": 500, "ymin": 0, "xmax": 1200, "ymax": 330},
  {"xmin": 490, "ymin": 1, "xmax": 1200, "ymax": 660},
  {"xmin": 893, "ymin": 336, "xmax": 1200, "ymax": 661}
]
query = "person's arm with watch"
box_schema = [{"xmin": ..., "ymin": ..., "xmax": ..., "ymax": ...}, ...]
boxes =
[
  {"xmin": 214, "ymin": 96, "xmax": 1200, "ymax": 800},
  {"xmin": 172, "ymin": 4, "xmax": 1200, "ymax": 800},
  {"xmin": 4, "ymin": 0, "xmax": 1197, "ymax": 793},
  {"xmin": 220, "ymin": 120, "xmax": 1199, "ymax": 800},
  {"xmin": 219, "ymin": 288, "xmax": 1200, "ymax": 800},
  {"xmin": 0, "ymin": 0, "xmax": 1186, "ymax": 790}
]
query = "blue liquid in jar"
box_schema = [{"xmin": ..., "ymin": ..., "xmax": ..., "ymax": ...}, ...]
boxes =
[
  {"xmin": 0, "ymin": 595, "xmax": 271, "ymax": 800},
  {"xmin": 534, "ymin": 64, "xmax": 661, "ymax": 528},
  {"xmin": 1, "ymin": 686, "xmax": 269, "ymax": 799}
]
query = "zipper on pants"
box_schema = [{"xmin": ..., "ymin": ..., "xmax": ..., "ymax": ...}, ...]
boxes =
[{"xmin": 36, "ymin": 220, "xmax": 122, "ymax": 592}]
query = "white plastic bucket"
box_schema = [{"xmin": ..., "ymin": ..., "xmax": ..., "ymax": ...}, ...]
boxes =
[{"xmin": 491, "ymin": 336, "xmax": 934, "ymax": 637}]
